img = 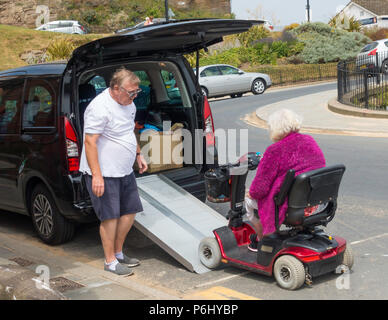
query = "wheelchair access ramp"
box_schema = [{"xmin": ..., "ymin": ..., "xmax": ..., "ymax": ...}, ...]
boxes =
[{"xmin": 134, "ymin": 174, "xmax": 227, "ymax": 274}]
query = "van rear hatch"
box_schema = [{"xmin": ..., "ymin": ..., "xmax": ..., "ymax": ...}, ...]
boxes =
[{"xmin": 69, "ymin": 19, "xmax": 264, "ymax": 67}]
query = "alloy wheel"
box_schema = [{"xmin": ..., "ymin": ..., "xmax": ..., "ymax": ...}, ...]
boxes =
[{"xmin": 32, "ymin": 194, "xmax": 54, "ymax": 237}]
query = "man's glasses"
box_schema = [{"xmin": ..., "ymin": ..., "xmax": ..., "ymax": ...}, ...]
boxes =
[{"xmin": 120, "ymin": 87, "xmax": 142, "ymax": 99}]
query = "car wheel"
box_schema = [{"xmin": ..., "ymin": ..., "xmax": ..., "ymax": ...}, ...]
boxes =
[
  {"xmin": 198, "ymin": 237, "xmax": 222, "ymax": 269},
  {"xmin": 30, "ymin": 184, "xmax": 75, "ymax": 245},
  {"xmin": 251, "ymin": 78, "xmax": 266, "ymax": 95},
  {"xmin": 381, "ymin": 59, "xmax": 388, "ymax": 75},
  {"xmin": 273, "ymin": 255, "xmax": 305, "ymax": 290},
  {"xmin": 201, "ymin": 86, "xmax": 208, "ymax": 97}
]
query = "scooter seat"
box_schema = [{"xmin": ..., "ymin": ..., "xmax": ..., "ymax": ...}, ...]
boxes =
[{"xmin": 277, "ymin": 164, "xmax": 346, "ymax": 228}]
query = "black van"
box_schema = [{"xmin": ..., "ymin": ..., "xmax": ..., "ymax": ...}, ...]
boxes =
[{"xmin": 0, "ymin": 19, "xmax": 260, "ymax": 244}]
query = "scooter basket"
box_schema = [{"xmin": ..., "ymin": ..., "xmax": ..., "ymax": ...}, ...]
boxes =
[{"xmin": 204, "ymin": 168, "xmax": 230, "ymax": 203}]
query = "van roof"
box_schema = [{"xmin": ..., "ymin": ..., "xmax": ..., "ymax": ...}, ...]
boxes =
[{"xmin": 0, "ymin": 62, "xmax": 66, "ymax": 77}]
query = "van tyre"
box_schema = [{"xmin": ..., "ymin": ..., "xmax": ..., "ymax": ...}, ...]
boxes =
[
  {"xmin": 30, "ymin": 184, "xmax": 75, "ymax": 245},
  {"xmin": 273, "ymin": 255, "xmax": 305, "ymax": 290},
  {"xmin": 198, "ymin": 237, "xmax": 221, "ymax": 269},
  {"xmin": 251, "ymin": 78, "xmax": 266, "ymax": 95}
]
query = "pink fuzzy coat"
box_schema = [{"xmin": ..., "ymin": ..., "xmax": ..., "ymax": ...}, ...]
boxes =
[{"xmin": 249, "ymin": 132, "xmax": 326, "ymax": 235}]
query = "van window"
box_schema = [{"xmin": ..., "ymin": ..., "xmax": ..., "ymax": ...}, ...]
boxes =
[
  {"xmin": 160, "ymin": 70, "xmax": 182, "ymax": 102},
  {"xmin": 0, "ymin": 79, "xmax": 24, "ymax": 134},
  {"xmin": 88, "ymin": 75, "xmax": 107, "ymax": 95},
  {"xmin": 133, "ymin": 71, "xmax": 151, "ymax": 110},
  {"xmin": 23, "ymin": 79, "xmax": 55, "ymax": 128}
]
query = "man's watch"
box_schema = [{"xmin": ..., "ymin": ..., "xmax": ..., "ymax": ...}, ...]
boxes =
[{"xmin": 136, "ymin": 152, "xmax": 141, "ymax": 157}]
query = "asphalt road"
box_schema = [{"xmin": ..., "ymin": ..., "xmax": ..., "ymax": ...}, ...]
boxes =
[
  {"xmin": 207, "ymin": 82, "xmax": 388, "ymax": 299},
  {"xmin": 1, "ymin": 82, "xmax": 388, "ymax": 300}
]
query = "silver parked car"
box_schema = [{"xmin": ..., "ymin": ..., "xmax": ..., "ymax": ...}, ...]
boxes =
[
  {"xmin": 35, "ymin": 20, "xmax": 88, "ymax": 34},
  {"xmin": 356, "ymin": 38, "xmax": 388, "ymax": 74},
  {"xmin": 196, "ymin": 64, "xmax": 272, "ymax": 98}
]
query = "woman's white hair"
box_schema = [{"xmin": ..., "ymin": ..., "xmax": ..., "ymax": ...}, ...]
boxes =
[{"xmin": 267, "ymin": 109, "xmax": 303, "ymax": 142}]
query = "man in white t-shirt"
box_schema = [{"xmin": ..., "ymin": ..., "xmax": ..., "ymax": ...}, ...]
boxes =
[{"xmin": 80, "ymin": 68, "xmax": 148, "ymax": 275}]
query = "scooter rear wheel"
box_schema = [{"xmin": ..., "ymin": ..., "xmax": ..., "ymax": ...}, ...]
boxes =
[
  {"xmin": 342, "ymin": 244, "xmax": 354, "ymax": 270},
  {"xmin": 273, "ymin": 255, "xmax": 305, "ymax": 290},
  {"xmin": 198, "ymin": 237, "xmax": 222, "ymax": 269}
]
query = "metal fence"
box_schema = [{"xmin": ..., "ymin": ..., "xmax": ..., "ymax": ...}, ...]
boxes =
[
  {"xmin": 255, "ymin": 63, "xmax": 337, "ymax": 86},
  {"xmin": 338, "ymin": 51, "xmax": 388, "ymax": 110}
]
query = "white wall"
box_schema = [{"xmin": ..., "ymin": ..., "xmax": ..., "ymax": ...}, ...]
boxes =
[{"xmin": 341, "ymin": 3, "xmax": 387, "ymax": 29}]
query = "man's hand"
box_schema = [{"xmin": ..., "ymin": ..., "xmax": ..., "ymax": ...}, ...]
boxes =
[
  {"xmin": 137, "ymin": 154, "xmax": 148, "ymax": 174},
  {"xmin": 92, "ymin": 175, "xmax": 105, "ymax": 197}
]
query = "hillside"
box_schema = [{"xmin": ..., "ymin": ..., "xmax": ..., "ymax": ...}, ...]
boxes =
[
  {"xmin": 0, "ymin": 0, "xmax": 233, "ymax": 33},
  {"xmin": 0, "ymin": 24, "xmax": 104, "ymax": 71}
]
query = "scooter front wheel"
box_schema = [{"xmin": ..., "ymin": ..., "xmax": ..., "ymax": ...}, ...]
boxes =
[
  {"xmin": 273, "ymin": 255, "xmax": 306, "ymax": 290},
  {"xmin": 199, "ymin": 237, "xmax": 222, "ymax": 269}
]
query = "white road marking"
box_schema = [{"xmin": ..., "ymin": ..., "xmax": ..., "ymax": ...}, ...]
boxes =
[
  {"xmin": 350, "ymin": 233, "xmax": 388, "ymax": 246},
  {"xmin": 193, "ymin": 271, "xmax": 251, "ymax": 289}
]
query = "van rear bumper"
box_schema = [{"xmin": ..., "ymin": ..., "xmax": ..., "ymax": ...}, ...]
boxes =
[{"xmin": 55, "ymin": 173, "xmax": 97, "ymax": 223}]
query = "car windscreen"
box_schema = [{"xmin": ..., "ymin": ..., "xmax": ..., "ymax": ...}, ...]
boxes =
[{"xmin": 360, "ymin": 42, "xmax": 378, "ymax": 53}]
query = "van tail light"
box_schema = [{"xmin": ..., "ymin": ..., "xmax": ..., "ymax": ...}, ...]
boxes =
[
  {"xmin": 64, "ymin": 117, "xmax": 80, "ymax": 173},
  {"xmin": 203, "ymin": 96, "xmax": 215, "ymax": 147},
  {"xmin": 368, "ymin": 48, "xmax": 377, "ymax": 56}
]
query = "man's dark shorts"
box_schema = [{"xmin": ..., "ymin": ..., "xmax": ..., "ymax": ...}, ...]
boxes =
[{"xmin": 84, "ymin": 173, "xmax": 143, "ymax": 222}]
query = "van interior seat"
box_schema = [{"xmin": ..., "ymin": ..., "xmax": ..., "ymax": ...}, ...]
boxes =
[{"xmin": 79, "ymin": 84, "xmax": 96, "ymax": 130}]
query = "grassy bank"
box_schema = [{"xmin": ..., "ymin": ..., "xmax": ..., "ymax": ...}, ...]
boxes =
[{"xmin": 0, "ymin": 24, "xmax": 106, "ymax": 71}]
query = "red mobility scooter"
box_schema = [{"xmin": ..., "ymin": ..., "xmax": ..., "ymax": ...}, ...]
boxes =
[{"xmin": 199, "ymin": 153, "xmax": 354, "ymax": 290}]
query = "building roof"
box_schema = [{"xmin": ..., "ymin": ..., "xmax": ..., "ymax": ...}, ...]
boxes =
[{"xmin": 353, "ymin": 0, "xmax": 388, "ymax": 16}]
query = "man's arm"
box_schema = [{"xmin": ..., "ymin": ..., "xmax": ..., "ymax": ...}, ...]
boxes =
[{"xmin": 84, "ymin": 133, "xmax": 104, "ymax": 197}]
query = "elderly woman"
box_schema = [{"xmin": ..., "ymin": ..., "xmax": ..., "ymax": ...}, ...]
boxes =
[{"xmin": 246, "ymin": 109, "xmax": 326, "ymax": 252}]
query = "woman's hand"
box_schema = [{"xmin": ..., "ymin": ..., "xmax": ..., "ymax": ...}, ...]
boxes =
[{"xmin": 245, "ymin": 189, "xmax": 253, "ymax": 199}]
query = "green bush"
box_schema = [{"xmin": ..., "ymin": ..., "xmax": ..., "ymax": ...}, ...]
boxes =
[
  {"xmin": 46, "ymin": 37, "xmax": 77, "ymax": 61},
  {"xmin": 237, "ymin": 26, "xmax": 269, "ymax": 47},
  {"xmin": 291, "ymin": 22, "xmax": 370, "ymax": 63}
]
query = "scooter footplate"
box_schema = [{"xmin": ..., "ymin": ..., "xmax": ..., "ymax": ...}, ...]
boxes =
[{"xmin": 214, "ymin": 226, "xmax": 271, "ymax": 276}]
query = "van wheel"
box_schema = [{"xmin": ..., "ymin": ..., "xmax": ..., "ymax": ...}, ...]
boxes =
[
  {"xmin": 30, "ymin": 184, "xmax": 75, "ymax": 245},
  {"xmin": 198, "ymin": 237, "xmax": 221, "ymax": 269},
  {"xmin": 273, "ymin": 255, "xmax": 305, "ymax": 290}
]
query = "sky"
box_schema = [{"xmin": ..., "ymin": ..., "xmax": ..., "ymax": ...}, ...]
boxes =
[{"xmin": 230, "ymin": 0, "xmax": 349, "ymax": 27}]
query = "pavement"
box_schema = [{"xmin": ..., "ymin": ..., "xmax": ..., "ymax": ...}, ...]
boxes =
[
  {"xmin": 0, "ymin": 232, "xmax": 178, "ymax": 300},
  {"xmin": 246, "ymin": 84, "xmax": 388, "ymax": 138},
  {"xmin": 1, "ymin": 82, "xmax": 388, "ymax": 301}
]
